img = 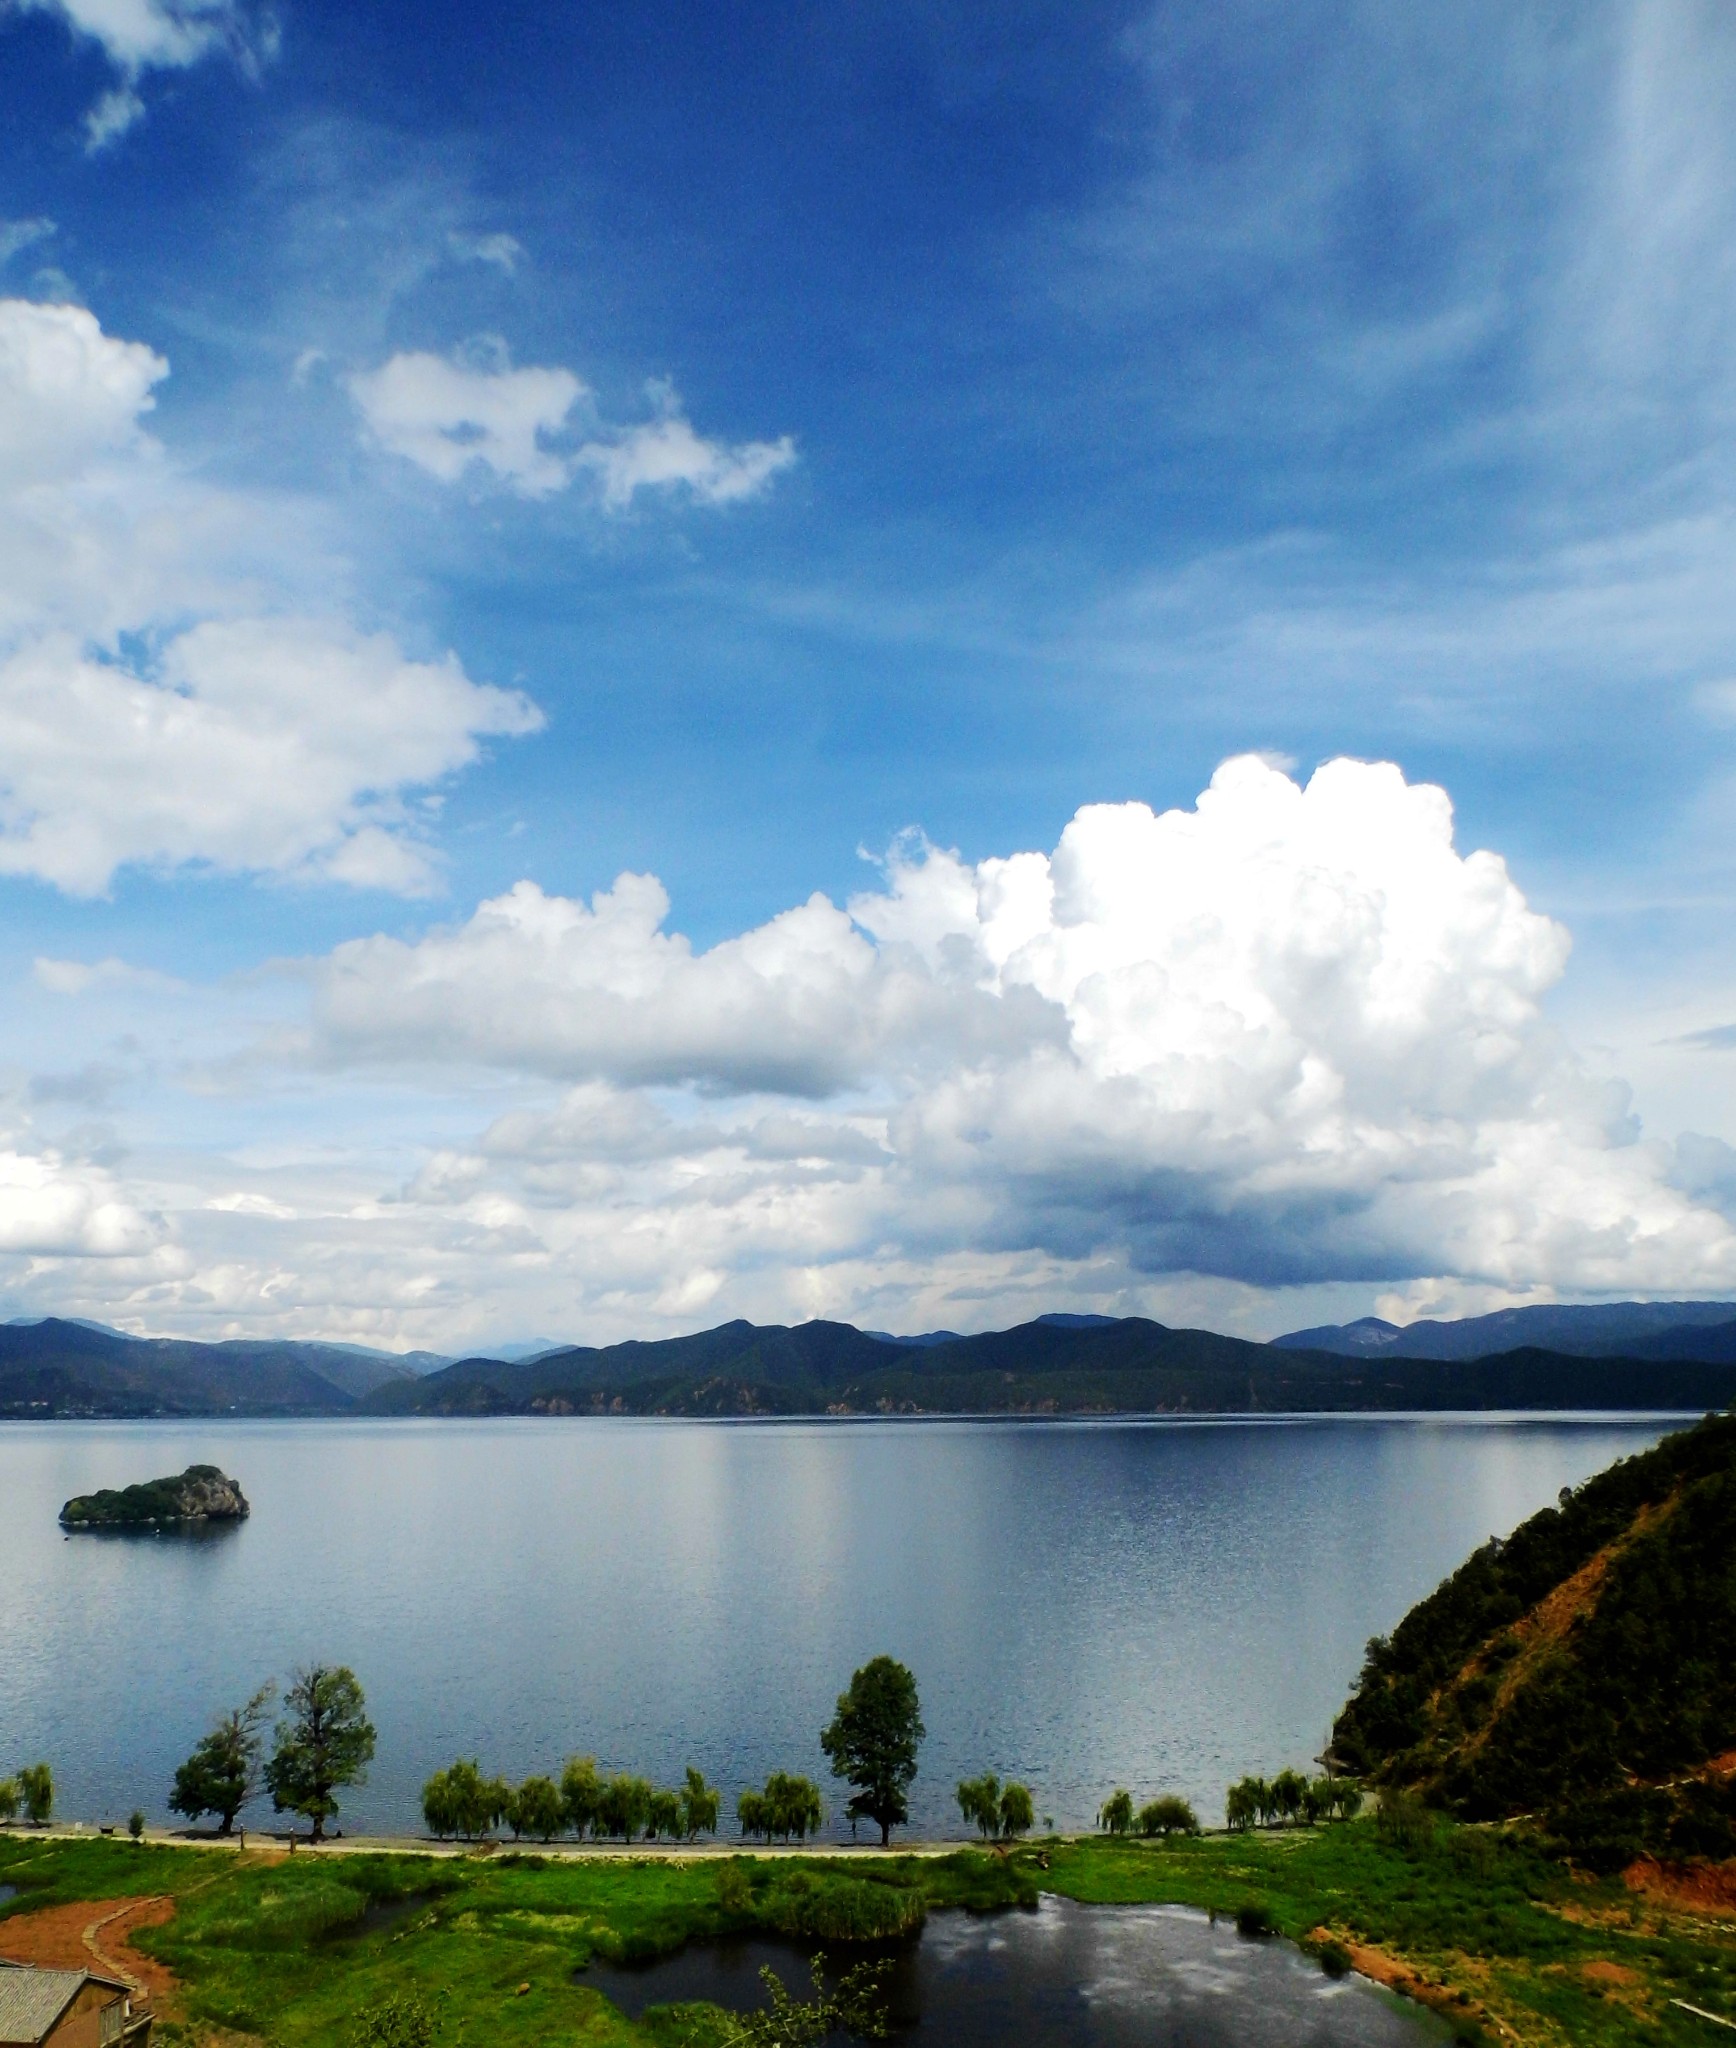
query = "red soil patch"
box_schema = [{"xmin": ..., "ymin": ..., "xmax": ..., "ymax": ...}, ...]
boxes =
[
  {"xmin": 1318, "ymin": 1934, "xmax": 1508, "ymax": 2039},
  {"xmin": 1582, "ymin": 1959, "xmax": 1640, "ymax": 1986},
  {"xmin": 0, "ymin": 1897, "xmax": 178, "ymax": 2007},
  {"xmin": 1624, "ymin": 1854, "xmax": 1736, "ymax": 1917}
]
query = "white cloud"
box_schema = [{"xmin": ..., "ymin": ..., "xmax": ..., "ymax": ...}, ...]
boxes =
[
  {"xmin": 305, "ymin": 755, "xmax": 1736, "ymax": 1305},
  {"xmin": 446, "ymin": 231, "xmax": 524, "ymax": 274},
  {"xmin": 19, "ymin": 0, "xmax": 274, "ymax": 149},
  {"xmin": 348, "ymin": 346, "xmax": 585, "ymax": 498},
  {"xmin": 0, "ymin": 1141, "xmax": 159, "ymax": 1256},
  {"xmin": 579, "ymin": 412, "xmax": 798, "ymax": 511},
  {"xmin": 0, "ymin": 297, "xmax": 541, "ymax": 893},
  {"xmin": 0, "ymin": 219, "xmax": 55, "ymax": 268},
  {"xmin": 349, "ymin": 346, "xmax": 795, "ymax": 508}
]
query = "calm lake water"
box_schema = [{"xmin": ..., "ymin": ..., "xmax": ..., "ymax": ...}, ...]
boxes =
[
  {"xmin": 584, "ymin": 1899, "xmax": 1451, "ymax": 2045},
  {"xmin": 0, "ymin": 1413, "xmax": 1679, "ymax": 1836}
]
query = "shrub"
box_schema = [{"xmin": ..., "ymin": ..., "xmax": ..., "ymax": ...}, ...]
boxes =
[
  {"xmin": 764, "ymin": 1871, "xmax": 926, "ymax": 1943},
  {"xmin": 1376, "ymin": 1788, "xmax": 1436, "ymax": 1853},
  {"xmin": 349, "ymin": 1993, "xmax": 444, "ymax": 2048},
  {"xmin": 1235, "ymin": 1901, "xmax": 1275, "ymax": 1938},
  {"xmin": 1136, "ymin": 1795, "xmax": 1199, "ymax": 1837},
  {"xmin": 716, "ymin": 1859, "xmax": 754, "ymax": 1915},
  {"xmin": 128, "ymin": 1811, "xmax": 145, "ymax": 1844},
  {"xmin": 1314, "ymin": 1938, "xmax": 1352, "ymax": 1978}
]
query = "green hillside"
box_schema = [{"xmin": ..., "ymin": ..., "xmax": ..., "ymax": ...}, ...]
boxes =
[{"xmin": 1333, "ymin": 1410, "xmax": 1736, "ymax": 1867}]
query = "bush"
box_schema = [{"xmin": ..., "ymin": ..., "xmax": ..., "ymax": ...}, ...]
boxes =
[
  {"xmin": 349, "ymin": 1993, "xmax": 444, "ymax": 2048},
  {"xmin": 1235, "ymin": 1901, "xmax": 1276, "ymax": 1938},
  {"xmin": 1136, "ymin": 1795, "xmax": 1199, "ymax": 1837},
  {"xmin": 1376, "ymin": 1788, "xmax": 1436, "ymax": 1854},
  {"xmin": 128, "ymin": 1811, "xmax": 145, "ymax": 1843},
  {"xmin": 1314, "ymin": 1939, "xmax": 1352, "ymax": 1978},
  {"xmin": 763, "ymin": 1871, "xmax": 926, "ymax": 1943}
]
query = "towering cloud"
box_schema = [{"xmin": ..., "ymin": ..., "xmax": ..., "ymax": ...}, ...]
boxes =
[{"xmin": 308, "ymin": 755, "xmax": 1736, "ymax": 1303}]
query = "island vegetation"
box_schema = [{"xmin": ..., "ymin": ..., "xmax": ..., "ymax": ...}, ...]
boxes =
[{"xmin": 59, "ymin": 1465, "xmax": 249, "ymax": 1528}]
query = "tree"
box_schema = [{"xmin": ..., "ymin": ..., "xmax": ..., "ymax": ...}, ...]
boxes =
[
  {"xmin": 819, "ymin": 1655, "xmax": 924, "ymax": 1847},
  {"xmin": 263, "ymin": 1665, "xmax": 375, "ymax": 1842},
  {"xmin": 560, "ymin": 1756, "xmax": 601, "ymax": 1838},
  {"xmin": 680, "ymin": 1766, "xmax": 720, "ymax": 1840},
  {"xmin": 997, "ymin": 1783, "xmax": 1034, "ymax": 1839},
  {"xmin": 1098, "ymin": 1789, "xmax": 1133, "ymax": 1836},
  {"xmin": 1136, "ymin": 1795, "xmax": 1199, "ymax": 1837},
  {"xmin": 0, "ymin": 1779, "xmax": 17, "ymax": 1824},
  {"xmin": 764, "ymin": 1772, "xmax": 824, "ymax": 1844},
  {"xmin": 170, "ymin": 1684, "xmax": 274, "ymax": 1834},
  {"xmin": 1225, "ymin": 1780, "xmax": 1257, "ymax": 1831},
  {"xmin": 18, "ymin": 1763, "xmax": 53, "ymax": 1826},
  {"xmin": 1271, "ymin": 1768, "xmax": 1307, "ymax": 1826},
  {"xmin": 645, "ymin": 1789, "xmax": 683, "ymax": 1840},
  {"xmin": 508, "ymin": 1775, "xmax": 563, "ymax": 1843},
  {"xmin": 1301, "ymin": 1777, "xmax": 1334, "ymax": 1825},
  {"xmin": 128, "ymin": 1811, "xmax": 145, "ymax": 1844},
  {"xmin": 956, "ymin": 1773, "xmax": 1000, "ymax": 1839},
  {"xmin": 424, "ymin": 1759, "xmax": 507, "ymax": 1840},
  {"xmin": 737, "ymin": 1788, "xmax": 770, "ymax": 1842},
  {"xmin": 1251, "ymin": 1776, "xmax": 1277, "ymax": 1827},
  {"xmin": 597, "ymin": 1772, "xmax": 652, "ymax": 1841},
  {"xmin": 1333, "ymin": 1779, "xmax": 1365, "ymax": 1821}
]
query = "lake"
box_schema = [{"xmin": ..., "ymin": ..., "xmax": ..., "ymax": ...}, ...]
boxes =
[{"xmin": 0, "ymin": 1412, "xmax": 1680, "ymax": 1836}]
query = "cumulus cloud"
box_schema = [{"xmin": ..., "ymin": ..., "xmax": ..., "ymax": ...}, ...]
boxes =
[
  {"xmin": 0, "ymin": 297, "xmax": 540, "ymax": 893},
  {"xmin": 306, "ymin": 755, "xmax": 1736, "ymax": 1303},
  {"xmin": 349, "ymin": 346, "xmax": 795, "ymax": 508},
  {"xmin": 446, "ymin": 231, "xmax": 524, "ymax": 274},
  {"xmin": 18, "ymin": 0, "xmax": 275, "ymax": 148},
  {"xmin": 0, "ymin": 1141, "xmax": 159, "ymax": 1256}
]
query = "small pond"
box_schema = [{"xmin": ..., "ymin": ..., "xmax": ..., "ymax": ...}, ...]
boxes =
[{"xmin": 582, "ymin": 1898, "xmax": 1450, "ymax": 2045}]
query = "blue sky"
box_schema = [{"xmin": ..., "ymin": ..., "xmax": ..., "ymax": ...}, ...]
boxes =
[{"xmin": 2, "ymin": 0, "xmax": 1736, "ymax": 1347}]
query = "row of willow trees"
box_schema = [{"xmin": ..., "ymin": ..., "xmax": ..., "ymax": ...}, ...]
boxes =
[
  {"xmin": 1224, "ymin": 1769, "xmax": 1364, "ymax": 1829},
  {"xmin": 420, "ymin": 1757, "xmax": 837, "ymax": 1846}
]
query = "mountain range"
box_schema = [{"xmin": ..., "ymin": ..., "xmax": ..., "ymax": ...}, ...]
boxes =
[{"xmin": 7, "ymin": 1303, "xmax": 1736, "ymax": 1418}]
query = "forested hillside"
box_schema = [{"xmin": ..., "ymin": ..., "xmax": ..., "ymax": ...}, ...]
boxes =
[{"xmin": 1333, "ymin": 1411, "xmax": 1736, "ymax": 1866}]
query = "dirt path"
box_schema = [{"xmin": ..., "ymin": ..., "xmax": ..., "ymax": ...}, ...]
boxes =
[{"xmin": 0, "ymin": 1897, "xmax": 178, "ymax": 2006}]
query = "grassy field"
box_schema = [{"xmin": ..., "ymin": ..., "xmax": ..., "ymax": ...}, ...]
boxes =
[{"xmin": 2, "ymin": 1823, "xmax": 1734, "ymax": 2047}]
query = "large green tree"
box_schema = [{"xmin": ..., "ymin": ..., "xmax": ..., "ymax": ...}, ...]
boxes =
[
  {"xmin": 170, "ymin": 1684, "xmax": 273, "ymax": 1835},
  {"xmin": 819, "ymin": 1655, "xmax": 924, "ymax": 1847},
  {"xmin": 264, "ymin": 1665, "xmax": 375, "ymax": 1841}
]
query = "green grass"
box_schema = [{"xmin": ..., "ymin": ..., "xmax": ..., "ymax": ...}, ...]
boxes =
[
  {"xmin": 3, "ymin": 1824, "xmax": 1733, "ymax": 2047},
  {"xmin": 1026, "ymin": 1824, "xmax": 1736, "ymax": 2047},
  {"xmin": 0, "ymin": 1838, "xmax": 1026, "ymax": 2048}
]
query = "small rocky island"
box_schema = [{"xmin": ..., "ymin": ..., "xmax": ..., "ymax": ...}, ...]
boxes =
[{"xmin": 60, "ymin": 1463, "xmax": 250, "ymax": 1528}]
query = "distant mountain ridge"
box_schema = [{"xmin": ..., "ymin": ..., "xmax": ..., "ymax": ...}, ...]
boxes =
[
  {"xmin": 359, "ymin": 1317, "xmax": 1736, "ymax": 1420},
  {"xmin": 0, "ymin": 1318, "xmax": 430, "ymax": 1418},
  {"xmin": 1273, "ymin": 1300, "xmax": 1736, "ymax": 1361},
  {"xmin": 7, "ymin": 1306, "xmax": 1736, "ymax": 1419}
]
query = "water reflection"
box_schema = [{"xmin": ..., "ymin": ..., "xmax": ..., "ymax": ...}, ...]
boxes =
[{"xmin": 583, "ymin": 1899, "xmax": 1448, "ymax": 2045}]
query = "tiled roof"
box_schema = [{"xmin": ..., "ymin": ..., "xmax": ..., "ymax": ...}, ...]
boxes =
[{"xmin": 0, "ymin": 1966, "xmax": 121, "ymax": 2046}]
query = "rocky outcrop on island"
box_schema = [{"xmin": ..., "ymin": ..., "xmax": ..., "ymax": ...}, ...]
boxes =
[{"xmin": 60, "ymin": 1463, "xmax": 250, "ymax": 1528}]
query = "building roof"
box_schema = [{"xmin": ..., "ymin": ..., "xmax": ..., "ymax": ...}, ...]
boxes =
[{"xmin": 0, "ymin": 1966, "xmax": 125, "ymax": 2046}]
